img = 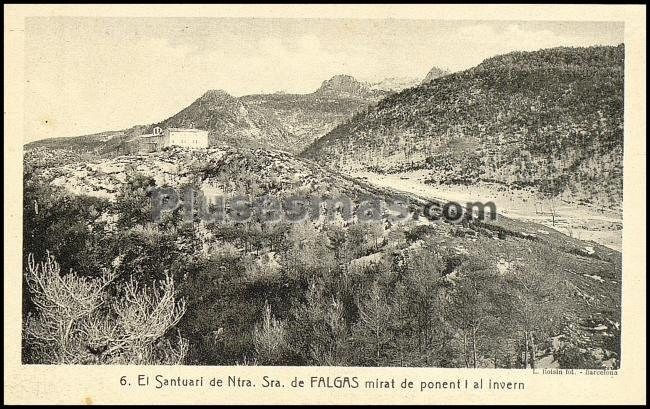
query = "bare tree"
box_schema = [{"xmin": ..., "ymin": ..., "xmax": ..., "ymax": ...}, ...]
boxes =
[
  {"xmin": 353, "ymin": 283, "xmax": 393, "ymax": 365},
  {"xmin": 447, "ymin": 266, "xmax": 505, "ymax": 368},
  {"xmin": 507, "ymin": 267, "xmax": 566, "ymax": 369},
  {"xmin": 23, "ymin": 252, "xmax": 188, "ymax": 365},
  {"xmin": 309, "ymin": 297, "xmax": 350, "ymax": 366}
]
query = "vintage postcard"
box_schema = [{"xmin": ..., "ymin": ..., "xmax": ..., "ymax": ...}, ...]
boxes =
[{"xmin": 4, "ymin": 4, "xmax": 646, "ymax": 405}]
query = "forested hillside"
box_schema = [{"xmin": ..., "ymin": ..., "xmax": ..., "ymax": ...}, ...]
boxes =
[
  {"xmin": 24, "ymin": 146, "xmax": 621, "ymax": 367},
  {"xmin": 25, "ymin": 126, "xmax": 147, "ymax": 157},
  {"xmin": 303, "ymin": 45, "xmax": 624, "ymax": 208}
]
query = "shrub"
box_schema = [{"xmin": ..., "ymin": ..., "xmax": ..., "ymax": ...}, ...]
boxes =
[
  {"xmin": 23, "ymin": 252, "xmax": 187, "ymax": 365},
  {"xmin": 554, "ymin": 344, "xmax": 603, "ymax": 369},
  {"xmin": 252, "ymin": 301, "xmax": 288, "ymax": 365}
]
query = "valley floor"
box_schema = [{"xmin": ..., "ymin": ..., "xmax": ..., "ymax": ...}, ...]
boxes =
[{"xmin": 351, "ymin": 170, "xmax": 623, "ymax": 252}]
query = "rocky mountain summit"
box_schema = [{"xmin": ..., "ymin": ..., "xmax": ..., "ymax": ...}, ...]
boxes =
[{"xmin": 421, "ymin": 66, "xmax": 451, "ymax": 84}]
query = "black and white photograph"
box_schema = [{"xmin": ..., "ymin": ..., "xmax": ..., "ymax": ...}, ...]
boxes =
[{"xmin": 19, "ymin": 15, "xmax": 627, "ymax": 371}]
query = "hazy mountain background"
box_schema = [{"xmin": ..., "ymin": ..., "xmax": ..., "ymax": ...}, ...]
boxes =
[{"xmin": 26, "ymin": 71, "xmax": 437, "ymax": 155}]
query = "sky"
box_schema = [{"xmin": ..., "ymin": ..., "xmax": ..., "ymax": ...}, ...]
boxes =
[{"xmin": 24, "ymin": 18, "xmax": 624, "ymax": 142}]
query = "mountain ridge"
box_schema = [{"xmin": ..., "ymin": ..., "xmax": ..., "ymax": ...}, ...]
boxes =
[
  {"xmin": 26, "ymin": 72, "xmax": 428, "ymax": 154},
  {"xmin": 302, "ymin": 45, "xmax": 624, "ymax": 208}
]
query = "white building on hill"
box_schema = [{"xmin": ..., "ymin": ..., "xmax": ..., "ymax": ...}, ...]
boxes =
[
  {"xmin": 136, "ymin": 126, "xmax": 209, "ymax": 152},
  {"xmin": 161, "ymin": 127, "xmax": 210, "ymax": 149}
]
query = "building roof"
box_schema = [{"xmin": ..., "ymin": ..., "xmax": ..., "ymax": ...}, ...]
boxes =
[{"xmin": 167, "ymin": 128, "xmax": 208, "ymax": 133}]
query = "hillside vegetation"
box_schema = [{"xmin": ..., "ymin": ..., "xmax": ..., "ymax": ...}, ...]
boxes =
[
  {"xmin": 21, "ymin": 47, "xmax": 623, "ymax": 368},
  {"xmin": 303, "ymin": 45, "xmax": 624, "ymax": 209},
  {"xmin": 24, "ymin": 146, "xmax": 621, "ymax": 367},
  {"xmin": 241, "ymin": 82, "xmax": 386, "ymax": 151},
  {"xmin": 152, "ymin": 90, "xmax": 298, "ymax": 152},
  {"xmin": 25, "ymin": 126, "xmax": 147, "ymax": 157}
]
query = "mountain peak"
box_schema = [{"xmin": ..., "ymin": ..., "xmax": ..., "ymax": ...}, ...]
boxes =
[
  {"xmin": 200, "ymin": 89, "xmax": 234, "ymax": 99},
  {"xmin": 314, "ymin": 74, "xmax": 370, "ymax": 97},
  {"xmin": 303, "ymin": 45, "xmax": 623, "ymax": 210},
  {"xmin": 421, "ymin": 66, "xmax": 451, "ymax": 84},
  {"xmin": 326, "ymin": 74, "xmax": 358, "ymax": 83},
  {"xmin": 193, "ymin": 89, "xmax": 238, "ymax": 109}
]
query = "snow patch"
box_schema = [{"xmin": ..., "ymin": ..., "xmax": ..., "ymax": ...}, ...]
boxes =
[
  {"xmin": 454, "ymin": 246, "xmax": 469, "ymax": 255},
  {"xmin": 496, "ymin": 258, "xmax": 512, "ymax": 275},
  {"xmin": 583, "ymin": 274, "xmax": 605, "ymax": 283}
]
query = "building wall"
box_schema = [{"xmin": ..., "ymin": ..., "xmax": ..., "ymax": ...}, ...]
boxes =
[
  {"xmin": 140, "ymin": 141, "xmax": 159, "ymax": 153},
  {"xmin": 135, "ymin": 134, "xmax": 163, "ymax": 153},
  {"xmin": 161, "ymin": 129, "xmax": 209, "ymax": 149}
]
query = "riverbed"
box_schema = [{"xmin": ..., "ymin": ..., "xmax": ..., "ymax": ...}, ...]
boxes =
[{"xmin": 351, "ymin": 170, "xmax": 622, "ymax": 251}]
